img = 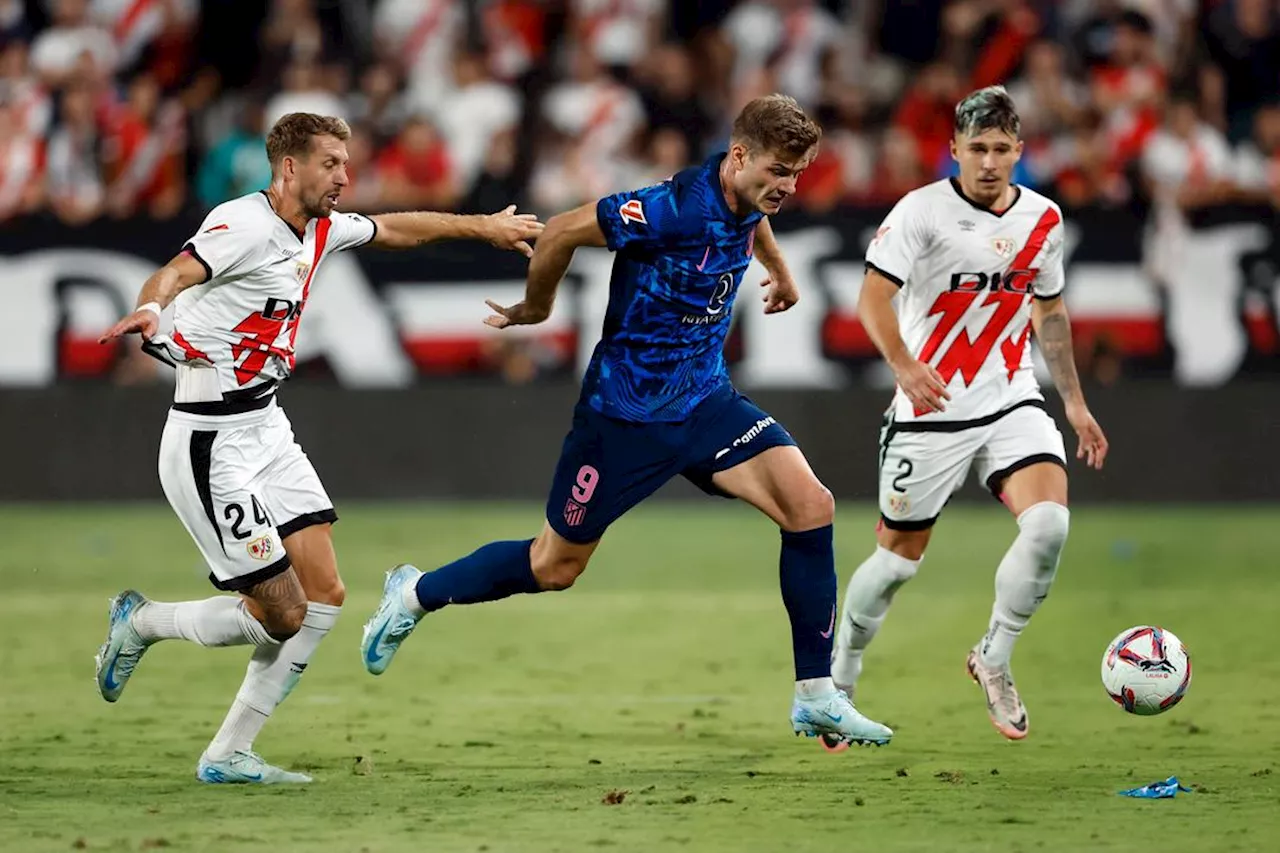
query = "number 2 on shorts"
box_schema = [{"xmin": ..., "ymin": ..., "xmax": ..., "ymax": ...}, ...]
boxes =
[
  {"xmin": 571, "ymin": 465, "xmax": 600, "ymax": 503},
  {"xmin": 891, "ymin": 458, "xmax": 914, "ymax": 493}
]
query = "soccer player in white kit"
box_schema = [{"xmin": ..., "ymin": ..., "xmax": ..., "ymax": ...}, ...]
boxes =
[
  {"xmin": 92, "ymin": 113, "xmax": 543, "ymax": 783},
  {"xmin": 828, "ymin": 86, "xmax": 1110, "ymax": 743}
]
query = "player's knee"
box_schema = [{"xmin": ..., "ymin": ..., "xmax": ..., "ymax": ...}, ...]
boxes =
[
  {"xmin": 1018, "ymin": 502, "xmax": 1070, "ymax": 560},
  {"xmin": 309, "ymin": 576, "xmax": 345, "ymax": 607},
  {"xmin": 531, "ymin": 553, "xmax": 589, "ymax": 591},
  {"xmin": 781, "ymin": 481, "xmax": 835, "ymax": 532},
  {"xmin": 263, "ymin": 600, "xmax": 307, "ymax": 641},
  {"xmin": 877, "ymin": 526, "xmax": 931, "ymax": 561}
]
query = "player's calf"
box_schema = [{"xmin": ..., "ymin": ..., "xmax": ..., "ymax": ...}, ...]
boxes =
[
  {"xmin": 529, "ymin": 526, "xmax": 595, "ymax": 590},
  {"xmin": 832, "ymin": 545, "xmax": 922, "ymax": 694},
  {"xmin": 981, "ymin": 501, "xmax": 1069, "ymax": 670}
]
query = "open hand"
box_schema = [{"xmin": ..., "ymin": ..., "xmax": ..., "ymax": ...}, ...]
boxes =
[
  {"xmin": 894, "ymin": 358, "xmax": 951, "ymax": 413},
  {"xmin": 484, "ymin": 205, "xmax": 544, "ymax": 258},
  {"xmin": 483, "ymin": 299, "xmax": 551, "ymax": 329},
  {"xmin": 98, "ymin": 306, "xmax": 160, "ymax": 344}
]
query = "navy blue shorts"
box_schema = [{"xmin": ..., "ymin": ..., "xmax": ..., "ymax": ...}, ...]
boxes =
[{"xmin": 545, "ymin": 384, "xmax": 797, "ymax": 544}]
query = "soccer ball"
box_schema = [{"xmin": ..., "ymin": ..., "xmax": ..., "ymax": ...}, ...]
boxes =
[{"xmin": 1101, "ymin": 625, "xmax": 1192, "ymax": 715}]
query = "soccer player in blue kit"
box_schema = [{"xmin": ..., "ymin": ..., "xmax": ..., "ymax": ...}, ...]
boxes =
[{"xmin": 359, "ymin": 95, "xmax": 893, "ymax": 747}]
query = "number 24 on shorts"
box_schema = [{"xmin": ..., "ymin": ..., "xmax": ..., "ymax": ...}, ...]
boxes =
[{"xmin": 224, "ymin": 495, "xmax": 272, "ymax": 539}]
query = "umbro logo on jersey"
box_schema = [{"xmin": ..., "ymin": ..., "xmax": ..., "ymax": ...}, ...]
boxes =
[
  {"xmin": 619, "ymin": 199, "xmax": 647, "ymax": 225},
  {"xmin": 958, "ymin": 219, "xmax": 976, "ymax": 232}
]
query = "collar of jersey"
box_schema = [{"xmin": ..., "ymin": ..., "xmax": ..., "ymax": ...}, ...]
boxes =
[
  {"xmin": 258, "ymin": 190, "xmax": 307, "ymax": 241},
  {"xmin": 948, "ymin": 177, "xmax": 1022, "ymax": 218}
]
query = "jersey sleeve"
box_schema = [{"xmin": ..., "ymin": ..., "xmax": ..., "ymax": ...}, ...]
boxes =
[
  {"xmin": 181, "ymin": 209, "xmax": 270, "ymax": 282},
  {"xmin": 1031, "ymin": 213, "xmax": 1066, "ymax": 300},
  {"xmin": 325, "ymin": 211, "xmax": 378, "ymax": 253},
  {"xmin": 595, "ymin": 182, "xmax": 679, "ymax": 252},
  {"xmin": 864, "ymin": 191, "xmax": 931, "ymax": 286}
]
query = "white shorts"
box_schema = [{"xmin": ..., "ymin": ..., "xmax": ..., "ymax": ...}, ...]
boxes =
[
  {"xmin": 158, "ymin": 399, "xmax": 335, "ymax": 591},
  {"xmin": 878, "ymin": 400, "xmax": 1066, "ymax": 530}
]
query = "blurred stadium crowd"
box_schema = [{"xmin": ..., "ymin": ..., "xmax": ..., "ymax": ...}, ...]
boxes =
[{"xmin": 1, "ymin": 0, "xmax": 1279, "ymax": 226}]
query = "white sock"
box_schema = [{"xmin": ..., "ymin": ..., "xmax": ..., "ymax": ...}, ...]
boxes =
[
  {"xmin": 832, "ymin": 547, "xmax": 921, "ymax": 688},
  {"xmin": 401, "ymin": 573, "xmax": 426, "ymax": 618},
  {"xmin": 133, "ymin": 597, "xmax": 277, "ymax": 647},
  {"xmin": 794, "ymin": 676, "xmax": 835, "ymax": 698},
  {"xmin": 205, "ymin": 601, "xmax": 341, "ymax": 761},
  {"xmin": 980, "ymin": 502, "xmax": 1070, "ymax": 670}
]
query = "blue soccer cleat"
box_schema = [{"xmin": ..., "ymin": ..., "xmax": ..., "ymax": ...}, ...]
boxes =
[
  {"xmin": 792, "ymin": 687, "xmax": 893, "ymax": 749},
  {"xmin": 197, "ymin": 751, "xmax": 312, "ymax": 784},
  {"xmin": 360, "ymin": 564, "xmax": 424, "ymax": 676},
  {"xmin": 94, "ymin": 590, "xmax": 151, "ymax": 703}
]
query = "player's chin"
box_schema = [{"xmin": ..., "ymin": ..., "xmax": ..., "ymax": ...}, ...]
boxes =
[{"xmin": 319, "ymin": 193, "xmax": 341, "ymax": 214}]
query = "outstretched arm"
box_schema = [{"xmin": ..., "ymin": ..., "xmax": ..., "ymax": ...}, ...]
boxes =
[
  {"xmin": 369, "ymin": 205, "xmax": 543, "ymax": 256},
  {"xmin": 859, "ymin": 268, "xmax": 951, "ymax": 413},
  {"xmin": 1031, "ymin": 295, "xmax": 1108, "ymax": 469},
  {"xmin": 97, "ymin": 251, "xmax": 209, "ymax": 343},
  {"xmin": 484, "ymin": 202, "xmax": 606, "ymax": 328},
  {"xmin": 753, "ymin": 217, "xmax": 799, "ymax": 314}
]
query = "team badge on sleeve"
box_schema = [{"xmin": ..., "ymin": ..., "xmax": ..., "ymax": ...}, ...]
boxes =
[
  {"xmin": 619, "ymin": 199, "xmax": 647, "ymax": 226},
  {"xmin": 247, "ymin": 535, "xmax": 274, "ymax": 561}
]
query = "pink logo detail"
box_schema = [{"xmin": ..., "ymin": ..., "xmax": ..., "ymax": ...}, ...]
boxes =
[
  {"xmin": 745, "ymin": 229, "xmax": 755, "ymax": 258},
  {"xmin": 820, "ymin": 605, "xmax": 836, "ymax": 639},
  {"xmin": 696, "ymin": 245, "xmax": 711, "ymax": 271},
  {"xmin": 619, "ymin": 199, "xmax": 647, "ymax": 225},
  {"xmin": 564, "ymin": 499, "xmax": 586, "ymax": 527}
]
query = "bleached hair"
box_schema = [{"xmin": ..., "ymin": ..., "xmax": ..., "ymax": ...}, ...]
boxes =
[{"xmin": 954, "ymin": 85, "xmax": 1021, "ymax": 139}]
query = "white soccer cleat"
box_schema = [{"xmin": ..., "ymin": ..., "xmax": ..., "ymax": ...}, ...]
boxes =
[
  {"xmin": 792, "ymin": 688, "xmax": 893, "ymax": 749},
  {"xmin": 966, "ymin": 645, "xmax": 1029, "ymax": 740},
  {"xmin": 196, "ymin": 751, "xmax": 312, "ymax": 784},
  {"xmin": 360, "ymin": 564, "xmax": 424, "ymax": 676},
  {"xmin": 94, "ymin": 590, "xmax": 151, "ymax": 703}
]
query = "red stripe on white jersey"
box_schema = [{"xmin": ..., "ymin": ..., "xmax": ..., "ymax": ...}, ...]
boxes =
[{"xmin": 285, "ymin": 217, "xmax": 331, "ymax": 368}]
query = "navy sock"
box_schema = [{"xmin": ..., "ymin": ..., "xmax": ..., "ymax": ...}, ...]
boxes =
[
  {"xmin": 414, "ymin": 539, "xmax": 541, "ymax": 613},
  {"xmin": 779, "ymin": 525, "xmax": 837, "ymax": 681}
]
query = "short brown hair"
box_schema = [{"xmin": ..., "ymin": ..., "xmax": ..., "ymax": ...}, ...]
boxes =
[
  {"xmin": 265, "ymin": 113, "xmax": 351, "ymax": 168},
  {"xmin": 730, "ymin": 94, "xmax": 821, "ymax": 159}
]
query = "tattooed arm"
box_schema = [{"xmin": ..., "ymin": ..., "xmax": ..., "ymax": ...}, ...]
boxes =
[{"xmin": 1031, "ymin": 295, "xmax": 1109, "ymax": 469}]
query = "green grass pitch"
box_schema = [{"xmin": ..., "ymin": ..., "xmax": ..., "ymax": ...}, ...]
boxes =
[{"xmin": 1, "ymin": 502, "xmax": 1277, "ymax": 852}]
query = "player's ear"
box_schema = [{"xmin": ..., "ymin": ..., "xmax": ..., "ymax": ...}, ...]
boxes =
[
  {"xmin": 1013, "ymin": 139, "xmax": 1024, "ymax": 163},
  {"xmin": 949, "ymin": 136, "xmax": 959, "ymax": 163}
]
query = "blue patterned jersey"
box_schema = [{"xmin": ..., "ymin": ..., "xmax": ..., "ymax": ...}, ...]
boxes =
[{"xmin": 584, "ymin": 154, "xmax": 763, "ymax": 422}]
